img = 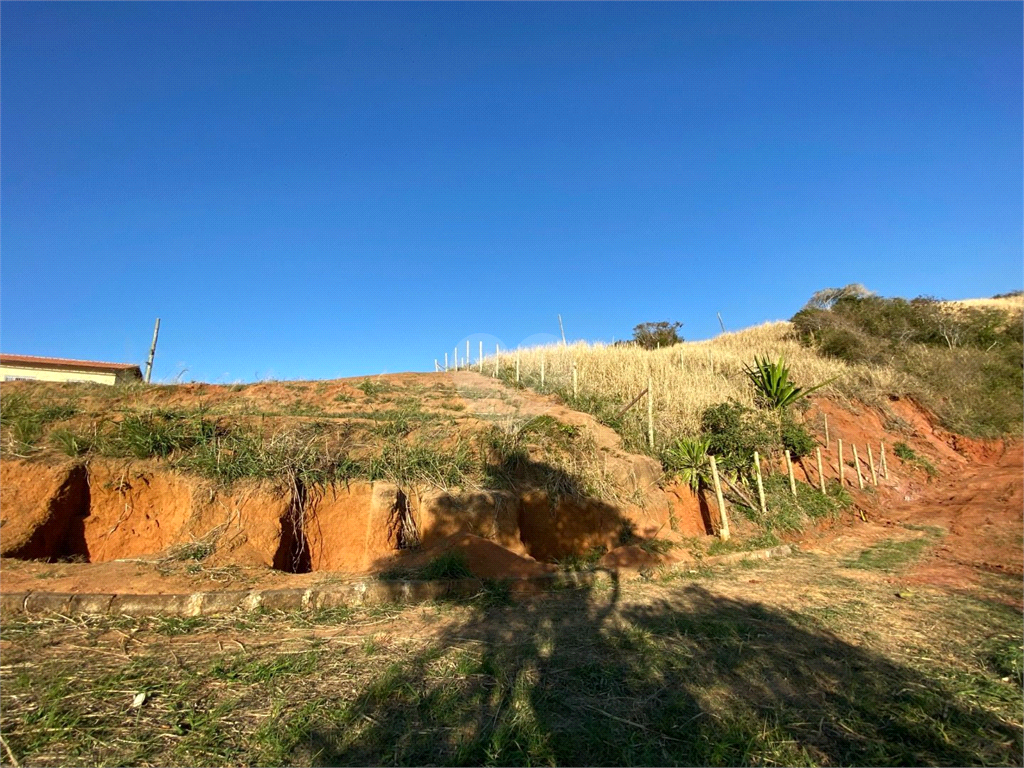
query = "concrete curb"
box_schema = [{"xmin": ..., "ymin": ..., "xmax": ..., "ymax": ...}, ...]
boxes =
[{"xmin": 0, "ymin": 544, "xmax": 793, "ymax": 618}]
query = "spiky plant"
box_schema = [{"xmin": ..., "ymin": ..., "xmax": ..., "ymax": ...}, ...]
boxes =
[
  {"xmin": 743, "ymin": 355, "xmax": 834, "ymax": 409},
  {"xmin": 664, "ymin": 436, "xmax": 711, "ymax": 492}
]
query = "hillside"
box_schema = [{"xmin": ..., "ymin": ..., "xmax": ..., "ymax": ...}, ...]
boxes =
[{"xmin": 1, "ymin": 292, "xmax": 1019, "ymax": 592}]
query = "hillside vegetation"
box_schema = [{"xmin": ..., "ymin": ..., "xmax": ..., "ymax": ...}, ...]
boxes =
[
  {"xmin": 793, "ymin": 292, "xmax": 1023, "ymax": 437},
  {"xmin": 489, "ymin": 291, "xmax": 1021, "ymax": 452}
]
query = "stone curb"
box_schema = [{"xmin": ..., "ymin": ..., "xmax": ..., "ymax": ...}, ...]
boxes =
[{"xmin": 0, "ymin": 544, "xmax": 793, "ymax": 618}]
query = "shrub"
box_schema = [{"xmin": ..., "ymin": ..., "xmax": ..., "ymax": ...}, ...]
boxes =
[
  {"xmin": 699, "ymin": 401, "xmax": 776, "ymax": 474},
  {"xmin": 631, "ymin": 321, "xmax": 684, "ymax": 350},
  {"xmin": 793, "ymin": 290, "xmax": 1023, "ymax": 437},
  {"xmin": 663, "ymin": 436, "xmax": 711, "ymax": 491},
  {"xmin": 780, "ymin": 414, "xmax": 817, "ymax": 459}
]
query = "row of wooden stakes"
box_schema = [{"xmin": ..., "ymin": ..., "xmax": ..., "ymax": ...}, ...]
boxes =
[{"xmin": 708, "ymin": 434, "xmax": 891, "ymax": 542}]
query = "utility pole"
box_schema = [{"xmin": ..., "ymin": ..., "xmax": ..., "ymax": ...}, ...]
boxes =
[{"xmin": 144, "ymin": 318, "xmax": 161, "ymax": 384}]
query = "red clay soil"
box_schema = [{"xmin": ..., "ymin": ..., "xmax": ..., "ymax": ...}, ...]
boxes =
[
  {"xmin": 799, "ymin": 397, "xmax": 1023, "ymax": 594},
  {"xmin": 0, "ymin": 379, "xmax": 1020, "ymax": 597}
]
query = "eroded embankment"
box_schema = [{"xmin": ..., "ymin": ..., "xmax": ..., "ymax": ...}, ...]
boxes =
[{"xmin": 0, "ymin": 455, "xmax": 710, "ymax": 579}]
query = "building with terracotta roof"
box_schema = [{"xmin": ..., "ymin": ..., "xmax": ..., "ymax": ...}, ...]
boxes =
[{"xmin": 0, "ymin": 354, "xmax": 143, "ymax": 386}]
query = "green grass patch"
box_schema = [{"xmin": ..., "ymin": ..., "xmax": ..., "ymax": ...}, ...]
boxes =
[
  {"xmin": 893, "ymin": 441, "xmax": 938, "ymax": 477},
  {"xmin": 0, "ymin": 392, "xmax": 78, "ymax": 453},
  {"xmin": 847, "ymin": 534, "xmax": 938, "ymax": 572},
  {"xmin": 738, "ymin": 474, "xmax": 851, "ymax": 534}
]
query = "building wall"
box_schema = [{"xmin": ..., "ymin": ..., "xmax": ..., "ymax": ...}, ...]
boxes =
[{"xmin": 0, "ymin": 365, "xmax": 118, "ymax": 386}]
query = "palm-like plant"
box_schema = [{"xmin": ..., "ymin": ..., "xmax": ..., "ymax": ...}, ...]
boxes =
[
  {"xmin": 743, "ymin": 355, "xmax": 834, "ymax": 409},
  {"xmin": 664, "ymin": 436, "xmax": 712, "ymax": 492}
]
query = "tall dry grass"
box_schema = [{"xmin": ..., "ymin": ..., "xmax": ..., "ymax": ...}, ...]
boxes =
[{"xmin": 493, "ymin": 321, "xmax": 905, "ymax": 445}]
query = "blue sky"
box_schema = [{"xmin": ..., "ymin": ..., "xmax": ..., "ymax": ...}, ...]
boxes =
[{"xmin": 2, "ymin": 2, "xmax": 1020, "ymax": 383}]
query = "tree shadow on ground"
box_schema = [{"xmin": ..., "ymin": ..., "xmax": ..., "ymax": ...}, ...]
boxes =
[{"xmin": 287, "ymin": 577, "xmax": 1022, "ymax": 766}]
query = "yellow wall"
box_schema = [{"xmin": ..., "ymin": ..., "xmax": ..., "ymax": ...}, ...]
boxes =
[{"xmin": 0, "ymin": 364, "xmax": 119, "ymax": 386}]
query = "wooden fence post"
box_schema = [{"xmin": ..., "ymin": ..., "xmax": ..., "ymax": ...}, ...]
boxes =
[
  {"xmin": 466, "ymin": 340, "xmax": 470, "ymax": 369},
  {"xmin": 816, "ymin": 447, "xmax": 826, "ymax": 493},
  {"xmin": 434, "ymin": 359, "xmax": 439, "ymax": 372},
  {"xmin": 454, "ymin": 347, "xmax": 458, "ymax": 371},
  {"xmin": 852, "ymin": 444, "xmax": 864, "ymax": 490},
  {"xmin": 494, "ymin": 344, "xmax": 500, "ymax": 377},
  {"xmin": 647, "ymin": 376, "xmax": 654, "ymax": 449},
  {"xmin": 824, "ymin": 414, "xmax": 830, "ymax": 450},
  {"xmin": 444, "ymin": 352, "xmax": 448, "ymax": 372},
  {"xmin": 880, "ymin": 440, "xmax": 888, "ymax": 479},
  {"xmin": 838, "ymin": 439, "xmax": 845, "ymax": 486},
  {"xmin": 867, "ymin": 445, "xmax": 878, "ymax": 486},
  {"xmin": 754, "ymin": 451, "xmax": 767, "ymax": 518},
  {"xmin": 479, "ymin": 341, "xmax": 483, "ymax": 373},
  {"xmin": 709, "ymin": 455, "xmax": 730, "ymax": 541},
  {"xmin": 785, "ymin": 450, "xmax": 797, "ymax": 496}
]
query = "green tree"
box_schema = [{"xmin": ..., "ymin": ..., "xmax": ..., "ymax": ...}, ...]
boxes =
[{"xmin": 631, "ymin": 321, "xmax": 683, "ymax": 349}]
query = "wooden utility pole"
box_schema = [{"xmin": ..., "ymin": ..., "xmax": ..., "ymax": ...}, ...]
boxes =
[
  {"xmin": 144, "ymin": 318, "xmax": 160, "ymax": 384},
  {"xmin": 816, "ymin": 447, "xmax": 826, "ymax": 493}
]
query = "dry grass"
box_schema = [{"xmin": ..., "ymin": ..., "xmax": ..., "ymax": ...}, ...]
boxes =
[
  {"xmin": 495, "ymin": 322, "xmax": 904, "ymax": 441},
  {"xmin": 941, "ymin": 295, "xmax": 1024, "ymax": 314}
]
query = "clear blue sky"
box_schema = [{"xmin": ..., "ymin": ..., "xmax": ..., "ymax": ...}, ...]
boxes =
[{"xmin": 2, "ymin": 2, "xmax": 1020, "ymax": 383}]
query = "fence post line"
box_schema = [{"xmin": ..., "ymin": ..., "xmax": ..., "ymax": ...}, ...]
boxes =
[
  {"xmin": 838, "ymin": 439, "xmax": 845, "ymax": 486},
  {"xmin": 867, "ymin": 445, "xmax": 878, "ymax": 486},
  {"xmin": 709, "ymin": 455, "xmax": 730, "ymax": 541},
  {"xmin": 754, "ymin": 451, "xmax": 767, "ymax": 518},
  {"xmin": 816, "ymin": 447, "xmax": 826, "ymax": 493},
  {"xmin": 824, "ymin": 414, "xmax": 830, "ymax": 450},
  {"xmin": 647, "ymin": 376, "xmax": 654, "ymax": 449},
  {"xmin": 853, "ymin": 444, "xmax": 865, "ymax": 490},
  {"xmin": 785, "ymin": 450, "xmax": 797, "ymax": 496}
]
